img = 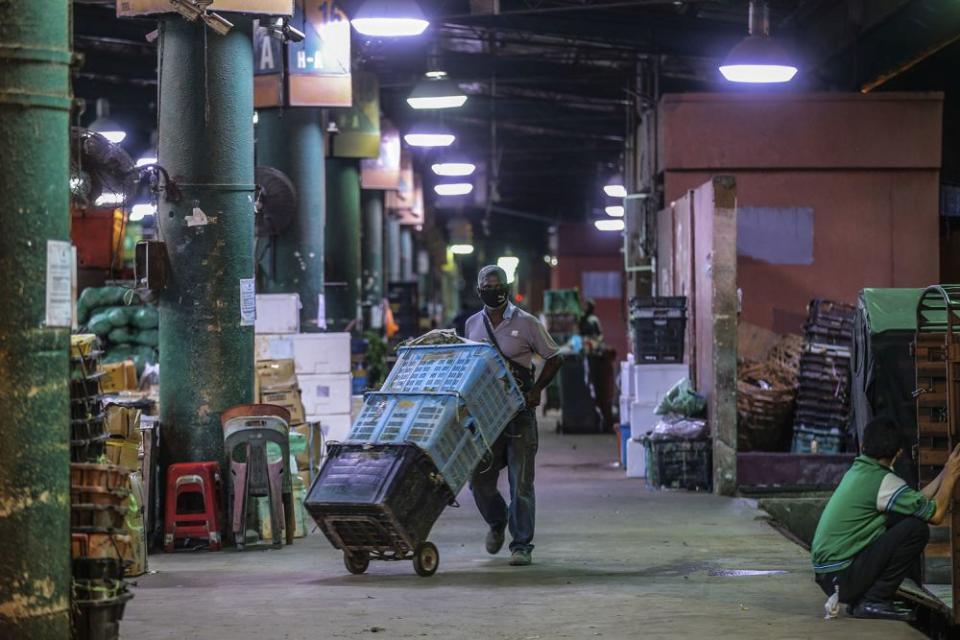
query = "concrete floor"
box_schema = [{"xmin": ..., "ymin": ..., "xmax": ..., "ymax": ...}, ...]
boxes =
[{"xmin": 123, "ymin": 417, "xmax": 923, "ymax": 640}]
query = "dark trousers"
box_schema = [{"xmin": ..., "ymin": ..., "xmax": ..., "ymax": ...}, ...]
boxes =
[
  {"xmin": 470, "ymin": 409, "xmax": 538, "ymax": 553},
  {"xmin": 816, "ymin": 515, "xmax": 929, "ymax": 605}
]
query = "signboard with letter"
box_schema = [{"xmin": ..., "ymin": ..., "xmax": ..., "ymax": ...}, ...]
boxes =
[
  {"xmin": 331, "ymin": 71, "xmax": 380, "ymax": 158},
  {"xmin": 118, "ymin": 0, "xmax": 293, "ymax": 16},
  {"xmin": 360, "ymin": 119, "xmax": 401, "ymax": 190},
  {"xmin": 254, "ymin": 0, "xmax": 351, "ymax": 108}
]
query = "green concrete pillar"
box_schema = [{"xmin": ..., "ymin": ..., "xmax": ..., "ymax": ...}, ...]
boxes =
[
  {"xmin": 325, "ymin": 158, "xmax": 361, "ymax": 331},
  {"xmin": 0, "ymin": 1, "xmax": 72, "ymax": 637},
  {"xmin": 385, "ymin": 215, "xmax": 401, "ymax": 283},
  {"xmin": 256, "ymin": 108, "xmax": 326, "ymax": 332},
  {"xmin": 400, "ymin": 227, "xmax": 415, "ymax": 282},
  {"xmin": 157, "ymin": 16, "xmax": 255, "ymax": 468},
  {"xmin": 361, "ymin": 190, "xmax": 384, "ymax": 315}
]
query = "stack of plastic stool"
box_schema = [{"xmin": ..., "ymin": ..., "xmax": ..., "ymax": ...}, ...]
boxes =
[
  {"xmin": 222, "ymin": 404, "xmax": 295, "ymax": 549},
  {"xmin": 163, "ymin": 461, "xmax": 223, "ymax": 552}
]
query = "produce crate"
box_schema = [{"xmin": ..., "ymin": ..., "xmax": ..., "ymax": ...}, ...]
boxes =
[
  {"xmin": 630, "ymin": 296, "xmax": 687, "ymax": 315},
  {"xmin": 645, "ymin": 438, "xmax": 712, "ymax": 491},
  {"xmin": 379, "ymin": 344, "xmax": 524, "ymax": 445},
  {"xmin": 349, "ymin": 392, "xmax": 486, "ymax": 495},
  {"xmin": 544, "ymin": 289, "xmax": 582, "ymax": 315},
  {"xmin": 791, "ymin": 427, "xmax": 845, "ymax": 454},
  {"xmin": 304, "ymin": 443, "xmax": 453, "ymax": 576},
  {"xmin": 631, "ymin": 317, "xmax": 687, "ymax": 363}
]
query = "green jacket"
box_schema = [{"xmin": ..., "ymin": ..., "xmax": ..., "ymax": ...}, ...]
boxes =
[{"xmin": 811, "ymin": 455, "xmax": 934, "ymax": 573}]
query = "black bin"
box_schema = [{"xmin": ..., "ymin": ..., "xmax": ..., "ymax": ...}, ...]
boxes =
[{"xmin": 305, "ymin": 443, "xmax": 454, "ymax": 577}]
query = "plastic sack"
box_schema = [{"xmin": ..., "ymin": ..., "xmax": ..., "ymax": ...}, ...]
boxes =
[
  {"xmin": 649, "ymin": 415, "xmax": 708, "ymax": 441},
  {"xmin": 655, "ymin": 378, "xmax": 707, "ymax": 418},
  {"xmin": 103, "ymin": 344, "xmax": 135, "ymax": 363},
  {"xmin": 87, "ymin": 310, "xmax": 115, "ymax": 337},
  {"xmin": 131, "ymin": 306, "xmax": 159, "ymax": 330}
]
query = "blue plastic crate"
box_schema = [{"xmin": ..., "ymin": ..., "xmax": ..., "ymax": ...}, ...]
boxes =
[
  {"xmin": 381, "ymin": 344, "xmax": 524, "ymax": 444},
  {"xmin": 791, "ymin": 427, "xmax": 844, "ymax": 454},
  {"xmin": 347, "ymin": 392, "xmax": 488, "ymax": 494}
]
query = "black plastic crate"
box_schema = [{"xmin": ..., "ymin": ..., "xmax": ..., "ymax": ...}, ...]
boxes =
[
  {"xmin": 646, "ymin": 438, "xmax": 712, "ymax": 491},
  {"xmin": 632, "ymin": 317, "xmax": 687, "ymax": 363},
  {"xmin": 305, "ymin": 443, "xmax": 454, "ymax": 557},
  {"xmin": 630, "ymin": 296, "xmax": 687, "ymax": 312}
]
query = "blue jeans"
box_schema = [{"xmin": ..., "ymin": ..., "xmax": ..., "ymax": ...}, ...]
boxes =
[{"xmin": 470, "ymin": 409, "xmax": 538, "ymax": 553}]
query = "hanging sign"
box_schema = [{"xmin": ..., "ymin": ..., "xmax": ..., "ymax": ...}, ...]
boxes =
[
  {"xmin": 289, "ymin": 0, "xmax": 351, "ymax": 107},
  {"xmin": 118, "ymin": 0, "xmax": 293, "ymax": 17},
  {"xmin": 45, "ymin": 240, "xmax": 74, "ymax": 328},
  {"xmin": 253, "ymin": 18, "xmax": 285, "ymax": 107},
  {"xmin": 385, "ymin": 151, "xmax": 424, "ymax": 226},
  {"xmin": 360, "ymin": 119, "xmax": 401, "ymax": 189},
  {"xmin": 331, "ymin": 71, "xmax": 380, "ymax": 158}
]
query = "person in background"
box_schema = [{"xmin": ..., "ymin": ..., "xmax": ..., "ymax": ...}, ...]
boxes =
[
  {"xmin": 579, "ymin": 298, "xmax": 603, "ymax": 341},
  {"xmin": 811, "ymin": 415, "xmax": 960, "ymax": 621},
  {"xmin": 465, "ymin": 265, "xmax": 563, "ymax": 566}
]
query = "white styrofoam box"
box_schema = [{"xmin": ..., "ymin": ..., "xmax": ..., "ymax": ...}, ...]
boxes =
[
  {"xmin": 255, "ymin": 294, "xmax": 301, "ymax": 335},
  {"xmin": 308, "ymin": 413, "xmax": 353, "ymax": 444},
  {"xmin": 255, "ymin": 334, "xmax": 295, "ymax": 361},
  {"xmin": 633, "ymin": 363, "xmax": 688, "ymax": 405},
  {"xmin": 620, "ymin": 361, "xmax": 636, "ymax": 400},
  {"xmin": 299, "ymin": 373, "xmax": 352, "ymax": 416},
  {"xmin": 626, "ymin": 437, "xmax": 647, "ymax": 478},
  {"xmin": 629, "ymin": 401, "xmax": 659, "ymax": 439},
  {"xmin": 291, "ymin": 332, "xmax": 351, "ymax": 374},
  {"xmin": 619, "ymin": 396, "xmax": 631, "ymax": 425}
]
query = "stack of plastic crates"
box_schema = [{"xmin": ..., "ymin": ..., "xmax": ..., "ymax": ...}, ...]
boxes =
[{"xmin": 347, "ymin": 343, "xmax": 524, "ymax": 494}]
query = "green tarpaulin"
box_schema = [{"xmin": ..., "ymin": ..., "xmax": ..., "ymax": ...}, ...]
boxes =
[{"xmin": 860, "ymin": 288, "xmax": 924, "ymax": 334}]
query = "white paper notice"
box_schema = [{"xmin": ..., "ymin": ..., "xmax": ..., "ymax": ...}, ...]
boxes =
[
  {"xmin": 239, "ymin": 278, "xmax": 256, "ymax": 326},
  {"xmin": 317, "ymin": 293, "xmax": 327, "ymax": 330},
  {"xmin": 45, "ymin": 240, "xmax": 73, "ymax": 328}
]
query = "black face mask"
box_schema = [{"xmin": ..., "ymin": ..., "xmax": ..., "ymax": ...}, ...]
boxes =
[{"xmin": 479, "ymin": 286, "xmax": 509, "ymax": 309}]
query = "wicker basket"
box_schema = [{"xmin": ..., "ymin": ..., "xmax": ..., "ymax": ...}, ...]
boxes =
[{"xmin": 737, "ymin": 362, "xmax": 797, "ymax": 452}]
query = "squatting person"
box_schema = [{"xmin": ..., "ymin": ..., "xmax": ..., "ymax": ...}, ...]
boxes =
[
  {"xmin": 811, "ymin": 415, "xmax": 960, "ymax": 621},
  {"xmin": 464, "ymin": 265, "xmax": 563, "ymax": 566}
]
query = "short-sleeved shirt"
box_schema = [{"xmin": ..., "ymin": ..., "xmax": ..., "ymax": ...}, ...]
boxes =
[
  {"xmin": 811, "ymin": 455, "xmax": 935, "ymax": 574},
  {"xmin": 464, "ymin": 303, "xmax": 560, "ymax": 369}
]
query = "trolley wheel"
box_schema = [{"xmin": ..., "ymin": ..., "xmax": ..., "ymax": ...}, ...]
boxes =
[
  {"xmin": 344, "ymin": 550, "xmax": 370, "ymax": 575},
  {"xmin": 412, "ymin": 542, "xmax": 439, "ymax": 577}
]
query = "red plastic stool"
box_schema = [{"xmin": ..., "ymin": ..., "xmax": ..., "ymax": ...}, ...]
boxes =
[{"xmin": 163, "ymin": 461, "xmax": 222, "ymax": 552}]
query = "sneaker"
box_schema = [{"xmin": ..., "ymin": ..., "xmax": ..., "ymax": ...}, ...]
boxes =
[
  {"xmin": 509, "ymin": 550, "xmax": 532, "ymax": 566},
  {"xmin": 851, "ymin": 601, "xmax": 915, "ymax": 622},
  {"xmin": 485, "ymin": 527, "xmax": 505, "ymax": 555}
]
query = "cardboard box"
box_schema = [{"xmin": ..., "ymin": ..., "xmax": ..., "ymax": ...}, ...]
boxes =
[
  {"xmin": 71, "ymin": 334, "xmax": 98, "ymax": 358},
  {"xmin": 255, "ymin": 334, "xmax": 295, "ymax": 361},
  {"xmin": 105, "ymin": 405, "xmax": 142, "ymax": 441},
  {"xmin": 100, "ymin": 361, "xmax": 137, "ymax": 393},
  {"xmin": 256, "ymin": 359, "xmax": 297, "ymax": 391},
  {"xmin": 261, "ymin": 389, "xmax": 305, "ymax": 425},
  {"xmin": 291, "ymin": 333, "xmax": 351, "ymax": 374},
  {"xmin": 105, "ymin": 440, "xmax": 140, "ymax": 472},
  {"xmin": 299, "ymin": 374, "xmax": 352, "ymax": 415},
  {"xmin": 291, "ymin": 423, "xmax": 320, "ymax": 468},
  {"xmin": 255, "ymin": 293, "xmax": 301, "ymax": 335}
]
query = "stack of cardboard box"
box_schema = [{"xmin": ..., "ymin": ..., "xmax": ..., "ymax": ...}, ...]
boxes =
[{"xmin": 103, "ymin": 398, "xmax": 142, "ymax": 473}]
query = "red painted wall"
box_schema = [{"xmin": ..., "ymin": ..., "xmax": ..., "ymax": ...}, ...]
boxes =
[
  {"xmin": 661, "ymin": 92, "xmax": 943, "ymax": 334},
  {"xmin": 551, "ymin": 223, "xmax": 628, "ymax": 360}
]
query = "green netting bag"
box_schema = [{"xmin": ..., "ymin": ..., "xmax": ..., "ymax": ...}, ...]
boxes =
[
  {"xmin": 103, "ymin": 344, "xmax": 135, "ymax": 364},
  {"xmin": 107, "ymin": 327, "xmax": 137, "ymax": 345},
  {"xmin": 133, "ymin": 329, "xmax": 159, "ymax": 347},
  {"xmin": 131, "ymin": 306, "xmax": 159, "ymax": 330},
  {"xmin": 77, "ymin": 286, "xmax": 138, "ymax": 324}
]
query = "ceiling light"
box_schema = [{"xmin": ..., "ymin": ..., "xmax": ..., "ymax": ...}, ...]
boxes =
[
  {"xmin": 449, "ymin": 244, "xmax": 474, "ymax": 255},
  {"xmin": 405, "ymin": 123, "xmax": 455, "ymax": 147},
  {"xmin": 497, "ymin": 256, "xmax": 519, "ymax": 284},
  {"xmin": 89, "ymin": 98, "xmax": 127, "ymax": 144},
  {"xmin": 434, "ymin": 182, "xmax": 473, "ymax": 196},
  {"xmin": 407, "ymin": 73, "xmax": 467, "ymax": 110},
  {"xmin": 136, "ymin": 156, "xmax": 157, "ymax": 167},
  {"xmin": 603, "ymin": 184, "xmax": 626, "ymax": 198},
  {"xmin": 432, "ymin": 162, "xmax": 476, "ymax": 177},
  {"xmin": 352, "ymin": 0, "xmax": 429, "ymax": 37},
  {"xmin": 594, "ymin": 219, "xmax": 624, "ymax": 232},
  {"xmin": 719, "ymin": 1, "xmax": 797, "ymax": 84},
  {"xmin": 129, "ymin": 204, "xmax": 157, "ymax": 222},
  {"xmin": 95, "ymin": 192, "xmax": 124, "ymax": 207},
  {"xmin": 605, "ymin": 205, "xmax": 624, "ymax": 217}
]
